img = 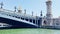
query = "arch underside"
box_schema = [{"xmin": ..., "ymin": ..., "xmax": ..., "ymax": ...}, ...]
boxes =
[{"xmin": 0, "ymin": 17, "xmax": 38, "ymax": 29}]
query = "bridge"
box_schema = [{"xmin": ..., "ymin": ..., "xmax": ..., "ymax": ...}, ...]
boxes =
[{"xmin": 0, "ymin": 8, "xmax": 42, "ymax": 28}]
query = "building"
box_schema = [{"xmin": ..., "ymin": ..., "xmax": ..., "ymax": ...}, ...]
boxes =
[{"xmin": 42, "ymin": 0, "xmax": 60, "ymax": 27}]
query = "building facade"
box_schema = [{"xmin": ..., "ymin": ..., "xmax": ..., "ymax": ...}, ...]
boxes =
[{"xmin": 42, "ymin": 0, "xmax": 60, "ymax": 27}]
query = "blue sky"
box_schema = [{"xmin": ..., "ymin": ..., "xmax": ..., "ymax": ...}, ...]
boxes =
[{"xmin": 0, "ymin": 0, "xmax": 60, "ymax": 18}]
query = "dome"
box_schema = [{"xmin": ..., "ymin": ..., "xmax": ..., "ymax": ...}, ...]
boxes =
[
  {"xmin": 18, "ymin": 6, "xmax": 22, "ymax": 10},
  {"xmin": 17, "ymin": 6, "xmax": 22, "ymax": 13},
  {"xmin": 48, "ymin": 0, "xmax": 51, "ymax": 1}
]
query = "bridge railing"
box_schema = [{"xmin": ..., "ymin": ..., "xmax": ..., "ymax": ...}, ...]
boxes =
[{"xmin": 0, "ymin": 8, "xmax": 41, "ymax": 27}]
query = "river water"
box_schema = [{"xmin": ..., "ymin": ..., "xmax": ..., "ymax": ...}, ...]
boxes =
[{"xmin": 0, "ymin": 28, "xmax": 60, "ymax": 34}]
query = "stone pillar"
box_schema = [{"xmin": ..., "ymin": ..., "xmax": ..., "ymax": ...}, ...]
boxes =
[{"xmin": 46, "ymin": 0, "xmax": 53, "ymax": 26}]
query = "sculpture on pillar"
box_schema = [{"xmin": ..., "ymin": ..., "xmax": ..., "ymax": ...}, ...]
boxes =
[
  {"xmin": 0, "ymin": 2, "xmax": 3, "ymax": 8},
  {"xmin": 24, "ymin": 9, "xmax": 26, "ymax": 14},
  {"xmin": 40, "ymin": 10, "xmax": 43, "ymax": 17},
  {"xmin": 32, "ymin": 11, "xmax": 33, "ymax": 16},
  {"xmin": 14, "ymin": 6, "xmax": 17, "ymax": 12}
]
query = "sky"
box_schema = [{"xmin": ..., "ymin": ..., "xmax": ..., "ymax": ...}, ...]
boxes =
[{"xmin": 0, "ymin": 0, "xmax": 60, "ymax": 18}]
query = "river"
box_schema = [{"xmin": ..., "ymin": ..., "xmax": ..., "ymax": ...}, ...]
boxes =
[{"xmin": 0, "ymin": 28, "xmax": 60, "ymax": 34}]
